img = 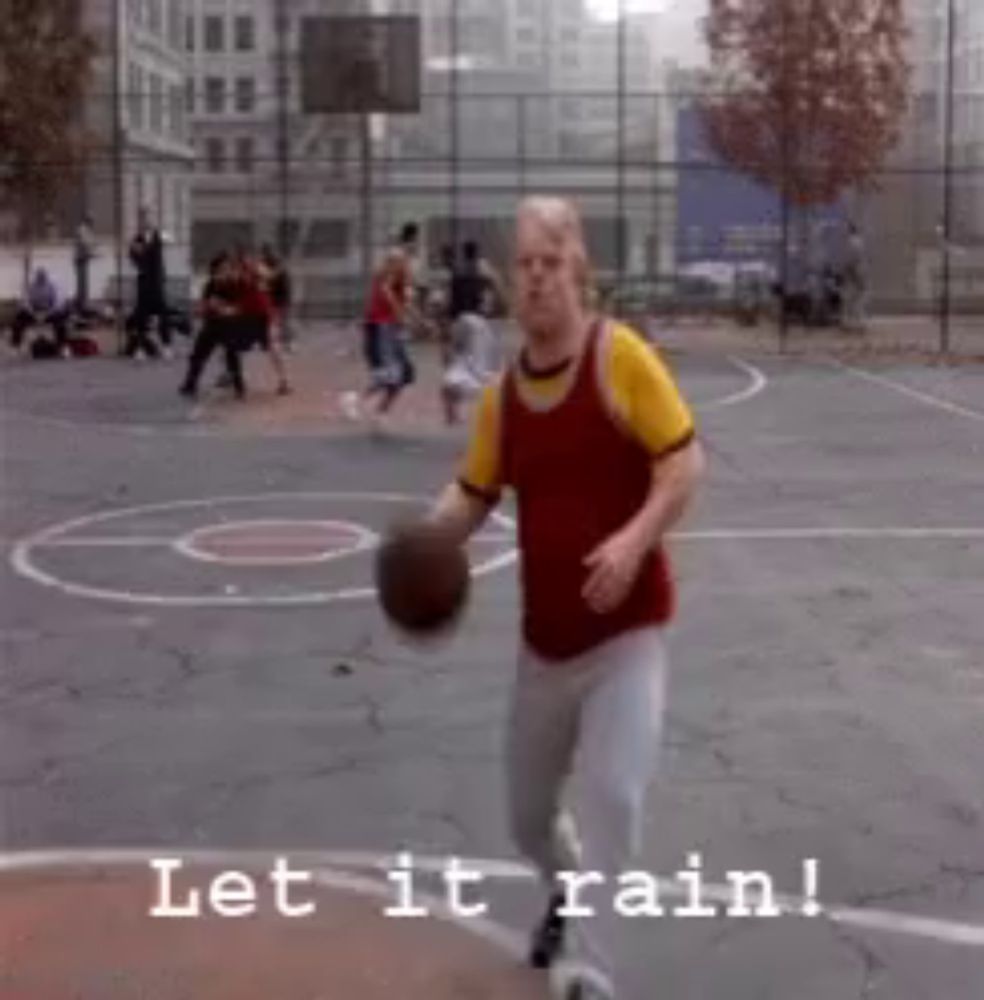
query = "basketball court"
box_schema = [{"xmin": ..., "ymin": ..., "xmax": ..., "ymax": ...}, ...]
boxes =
[{"xmin": 1, "ymin": 333, "xmax": 982, "ymax": 998}]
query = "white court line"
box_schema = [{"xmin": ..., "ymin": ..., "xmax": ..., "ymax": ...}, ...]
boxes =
[
  {"xmin": 10, "ymin": 491, "xmax": 519, "ymax": 608},
  {"xmin": 700, "ymin": 357, "xmax": 769, "ymax": 412},
  {"xmin": 172, "ymin": 519, "xmax": 378, "ymax": 567},
  {"xmin": 0, "ymin": 849, "xmax": 526, "ymax": 962},
  {"xmin": 1, "ymin": 848, "xmax": 982, "ymax": 950},
  {"xmin": 37, "ymin": 531, "xmax": 517, "ymax": 549},
  {"xmin": 831, "ymin": 361, "xmax": 984, "ymax": 424},
  {"xmin": 674, "ymin": 527, "xmax": 984, "ymax": 541},
  {"xmin": 37, "ymin": 537, "xmax": 175, "ymax": 547},
  {"xmin": 1, "ymin": 352, "xmax": 769, "ymax": 441}
]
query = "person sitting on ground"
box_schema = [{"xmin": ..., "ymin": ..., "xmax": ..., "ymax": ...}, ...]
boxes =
[{"xmin": 10, "ymin": 268, "xmax": 72, "ymax": 358}]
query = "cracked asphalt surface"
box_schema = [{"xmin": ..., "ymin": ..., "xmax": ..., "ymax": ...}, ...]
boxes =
[{"xmin": 1, "ymin": 334, "xmax": 983, "ymax": 998}]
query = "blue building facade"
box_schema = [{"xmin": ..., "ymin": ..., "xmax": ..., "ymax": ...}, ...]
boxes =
[{"xmin": 675, "ymin": 105, "xmax": 845, "ymax": 277}]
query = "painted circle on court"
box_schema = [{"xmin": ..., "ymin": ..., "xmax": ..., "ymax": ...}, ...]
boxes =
[
  {"xmin": 0, "ymin": 852, "xmax": 547, "ymax": 998},
  {"xmin": 173, "ymin": 519, "xmax": 376, "ymax": 566},
  {"xmin": 10, "ymin": 492, "xmax": 517, "ymax": 608}
]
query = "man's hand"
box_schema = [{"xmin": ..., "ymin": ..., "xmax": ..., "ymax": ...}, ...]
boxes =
[
  {"xmin": 428, "ymin": 481, "xmax": 493, "ymax": 547},
  {"xmin": 582, "ymin": 525, "xmax": 649, "ymax": 614}
]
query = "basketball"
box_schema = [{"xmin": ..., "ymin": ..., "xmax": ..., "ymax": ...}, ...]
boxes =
[{"xmin": 374, "ymin": 520, "xmax": 470, "ymax": 635}]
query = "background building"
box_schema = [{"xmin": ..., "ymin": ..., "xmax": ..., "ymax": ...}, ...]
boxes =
[
  {"xmin": 186, "ymin": 0, "xmax": 369, "ymax": 295},
  {"xmin": 184, "ymin": 0, "xmax": 670, "ymax": 315},
  {"xmin": 0, "ymin": 0, "xmax": 194, "ymax": 302}
]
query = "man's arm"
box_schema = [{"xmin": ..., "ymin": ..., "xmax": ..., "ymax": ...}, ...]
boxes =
[
  {"xmin": 583, "ymin": 437, "xmax": 705, "ymax": 614},
  {"xmin": 428, "ymin": 482, "xmax": 494, "ymax": 547},
  {"xmin": 427, "ymin": 382, "xmax": 503, "ymax": 546},
  {"xmin": 626, "ymin": 437, "xmax": 704, "ymax": 550}
]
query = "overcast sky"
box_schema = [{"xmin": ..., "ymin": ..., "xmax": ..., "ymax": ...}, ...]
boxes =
[
  {"xmin": 586, "ymin": 0, "xmax": 669, "ymax": 18},
  {"xmin": 587, "ymin": 0, "xmax": 709, "ymax": 65}
]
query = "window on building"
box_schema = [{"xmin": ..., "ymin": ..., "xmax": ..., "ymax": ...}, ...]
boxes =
[
  {"xmin": 517, "ymin": 27, "xmax": 536, "ymax": 42},
  {"xmin": 185, "ymin": 13, "xmax": 194, "ymax": 50},
  {"xmin": 234, "ymin": 15, "xmax": 255, "ymax": 51},
  {"xmin": 149, "ymin": 73, "xmax": 164, "ymax": 134},
  {"xmin": 129, "ymin": 0, "xmax": 142, "ymax": 28},
  {"xmin": 148, "ymin": 0, "xmax": 162, "ymax": 36},
  {"xmin": 561, "ymin": 98, "xmax": 581, "ymax": 119},
  {"xmin": 128, "ymin": 62, "xmax": 144, "ymax": 130},
  {"xmin": 206, "ymin": 137, "xmax": 226, "ymax": 173},
  {"xmin": 236, "ymin": 137, "xmax": 255, "ymax": 173},
  {"xmin": 185, "ymin": 77, "xmax": 195, "ymax": 114},
  {"xmin": 204, "ymin": 14, "xmax": 224, "ymax": 52},
  {"xmin": 330, "ymin": 137, "xmax": 348, "ymax": 178},
  {"xmin": 170, "ymin": 84, "xmax": 185, "ymax": 139},
  {"xmin": 303, "ymin": 220, "xmax": 349, "ymax": 259},
  {"xmin": 169, "ymin": 0, "xmax": 183, "ymax": 50},
  {"xmin": 205, "ymin": 77, "xmax": 225, "ymax": 114},
  {"xmin": 235, "ymin": 77, "xmax": 256, "ymax": 114}
]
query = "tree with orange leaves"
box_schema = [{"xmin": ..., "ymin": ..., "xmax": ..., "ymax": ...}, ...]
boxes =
[
  {"xmin": 700, "ymin": 0, "xmax": 911, "ymax": 322},
  {"xmin": 0, "ymin": 0, "xmax": 96, "ymax": 274}
]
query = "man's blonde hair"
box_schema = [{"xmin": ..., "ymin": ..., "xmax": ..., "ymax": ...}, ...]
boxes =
[{"xmin": 515, "ymin": 196, "xmax": 596, "ymax": 306}]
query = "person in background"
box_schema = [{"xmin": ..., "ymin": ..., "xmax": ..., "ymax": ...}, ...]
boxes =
[
  {"xmin": 440, "ymin": 239, "xmax": 506, "ymax": 425},
  {"xmin": 430, "ymin": 243, "xmax": 457, "ymax": 359},
  {"xmin": 400, "ymin": 221, "xmax": 429, "ymax": 330},
  {"xmin": 73, "ymin": 215, "xmax": 96, "ymax": 319},
  {"xmin": 242, "ymin": 252, "xmax": 291, "ymax": 396},
  {"xmin": 10, "ymin": 268, "xmax": 71, "ymax": 358},
  {"xmin": 841, "ymin": 222, "xmax": 867, "ymax": 331},
  {"xmin": 127, "ymin": 207, "xmax": 172, "ymax": 360},
  {"xmin": 179, "ymin": 252, "xmax": 246, "ymax": 400},
  {"xmin": 260, "ymin": 244, "xmax": 296, "ymax": 352},
  {"xmin": 340, "ymin": 224, "xmax": 424, "ymax": 425}
]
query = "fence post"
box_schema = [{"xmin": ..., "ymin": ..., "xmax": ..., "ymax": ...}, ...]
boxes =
[{"xmin": 940, "ymin": 0, "xmax": 956, "ymax": 355}]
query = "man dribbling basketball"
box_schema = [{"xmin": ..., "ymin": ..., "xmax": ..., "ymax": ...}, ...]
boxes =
[{"xmin": 427, "ymin": 197, "xmax": 705, "ymax": 1000}]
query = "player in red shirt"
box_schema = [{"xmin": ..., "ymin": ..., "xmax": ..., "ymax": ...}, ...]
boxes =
[
  {"xmin": 340, "ymin": 223, "xmax": 423, "ymax": 424},
  {"xmin": 427, "ymin": 198, "xmax": 705, "ymax": 1000},
  {"xmin": 241, "ymin": 255, "xmax": 291, "ymax": 396}
]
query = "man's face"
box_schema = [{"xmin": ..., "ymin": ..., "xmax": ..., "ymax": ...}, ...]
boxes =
[{"xmin": 513, "ymin": 215, "xmax": 582, "ymax": 337}]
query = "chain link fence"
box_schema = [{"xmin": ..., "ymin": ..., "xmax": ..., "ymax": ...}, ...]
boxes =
[{"xmin": 2, "ymin": 2, "xmax": 982, "ymax": 353}]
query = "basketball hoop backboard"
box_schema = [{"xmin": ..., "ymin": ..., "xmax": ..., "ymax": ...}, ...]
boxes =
[{"xmin": 299, "ymin": 16, "xmax": 421, "ymax": 115}]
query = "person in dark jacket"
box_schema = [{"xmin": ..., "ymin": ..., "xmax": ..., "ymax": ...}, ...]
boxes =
[
  {"xmin": 127, "ymin": 207, "xmax": 172, "ymax": 359},
  {"xmin": 179, "ymin": 253, "xmax": 246, "ymax": 400}
]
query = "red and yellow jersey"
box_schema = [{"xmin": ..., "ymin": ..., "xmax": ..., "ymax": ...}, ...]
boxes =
[
  {"xmin": 458, "ymin": 320, "xmax": 695, "ymax": 503},
  {"xmin": 458, "ymin": 319, "xmax": 696, "ymax": 660}
]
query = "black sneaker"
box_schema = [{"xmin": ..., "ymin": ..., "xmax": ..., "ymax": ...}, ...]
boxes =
[{"xmin": 529, "ymin": 892, "xmax": 566, "ymax": 970}]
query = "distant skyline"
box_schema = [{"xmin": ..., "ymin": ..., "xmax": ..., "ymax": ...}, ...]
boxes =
[
  {"xmin": 586, "ymin": 0, "xmax": 669, "ymax": 20},
  {"xmin": 587, "ymin": 0, "xmax": 708, "ymax": 67}
]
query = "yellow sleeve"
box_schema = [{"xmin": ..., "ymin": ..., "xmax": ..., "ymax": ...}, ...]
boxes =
[
  {"xmin": 457, "ymin": 381, "xmax": 503, "ymax": 501},
  {"xmin": 605, "ymin": 323, "xmax": 696, "ymax": 457}
]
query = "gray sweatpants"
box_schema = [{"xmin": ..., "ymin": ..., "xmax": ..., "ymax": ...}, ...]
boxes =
[{"xmin": 506, "ymin": 626, "xmax": 668, "ymax": 998}]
